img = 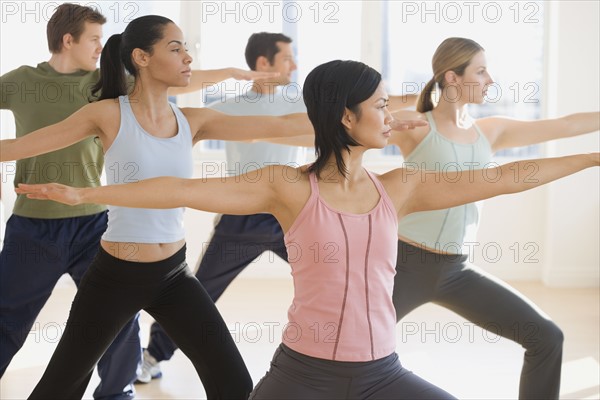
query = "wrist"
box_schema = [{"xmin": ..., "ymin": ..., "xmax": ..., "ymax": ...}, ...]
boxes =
[{"xmin": 79, "ymin": 187, "xmax": 91, "ymax": 205}]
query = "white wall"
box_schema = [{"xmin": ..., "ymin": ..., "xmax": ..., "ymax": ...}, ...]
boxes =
[{"xmin": 541, "ymin": 1, "xmax": 600, "ymax": 286}]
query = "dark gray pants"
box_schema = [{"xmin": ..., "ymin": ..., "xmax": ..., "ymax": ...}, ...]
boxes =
[
  {"xmin": 393, "ymin": 240, "xmax": 563, "ymax": 400},
  {"xmin": 250, "ymin": 344, "xmax": 455, "ymax": 399}
]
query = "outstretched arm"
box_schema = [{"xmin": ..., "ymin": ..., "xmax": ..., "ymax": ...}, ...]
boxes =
[
  {"xmin": 16, "ymin": 166, "xmax": 286, "ymax": 216},
  {"xmin": 250, "ymin": 134, "xmax": 314, "ymax": 147},
  {"xmin": 0, "ymin": 102, "xmax": 106, "ymax": 162},
  {"xmin": 390, "ymin": 118, "xmax": 428, "ymax": 131},
  {"xmin": 168, "ymin": 68, "xmax": 280, "ymax": 95},
  {"xmin": 386, "ymin": 153, "xmax": 599, "ymax": 217},
  {"xmin": 479, "ymin": 112, "xmax": 600, "ymax": 152},
  {"xmin": 184, "ymin": 107, "xmax": 313, "ymax": 144},
  {"xmin": 255, "ymin": 118, "xmax": 428, "ymax": 147},
  {"xmin": 386, "ymin": 109, "xmax": 429, "ymax": 154}
]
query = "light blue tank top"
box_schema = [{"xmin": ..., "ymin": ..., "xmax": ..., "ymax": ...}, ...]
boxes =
[
  {"xmin": 102, "ymin": 96, "xmax": 194, "ymax": 243},
  {"xmin": 207, "ymin": 88, "xmax": 308, "ymax": 174},
  {"xmin": 398, "ymin": 111, "xmax": 493, "ymax": 254}
]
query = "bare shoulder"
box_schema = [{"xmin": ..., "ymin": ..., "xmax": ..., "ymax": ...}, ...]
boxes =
[
  {"xmin": 55, "ymin": 99, "xmax": 119, "ymax": 129},
  {"xmin": 86, "ymin": 99, "xmax": 121, "ymax": 139},
  {"xmin": 267, "ymin": 164, "xmax": 312, "ymax": 230},
  {"xmin": 273, "ymin": 164, "xmax": 311, "ymax": 192},
  {"xmin": 378, "ymin": 168, "xmax": 406, "ymax": 185},
  {"xmin": 180, "ymin": 107, "xmax": 214, "ymax": 122},
  {"xmin": 379, "ymin": 167, "xmax": 419, "ymax": 194},
  {"xmin": 94, "ymin": 97, "xmax": 121, "ymax": 111},
  {"xmin": 377, "ymin": 167, "xmax": 416, "ymax": 211},
  {"xmin": 279, "ymin": 165, "xmax": 311, "ymax": 203},
  {"xmin": 180, "ymin": 107, "xmax": 213, "ymax": 136},
  {"xmin": 474, "ymin": 115, "xmax": 511, "ymax": 143},
  {"xmin": 81, "ymin": 99, "xmax": 120, "ymax": 120},
  {"xmin": 180, "ymin": 107, "xmax": 206, "ymax": 116}
]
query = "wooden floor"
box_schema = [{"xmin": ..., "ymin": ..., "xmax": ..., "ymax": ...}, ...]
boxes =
[{"xmin": 1, "ymin": 277, "xmax": 598, "ymax": 399}]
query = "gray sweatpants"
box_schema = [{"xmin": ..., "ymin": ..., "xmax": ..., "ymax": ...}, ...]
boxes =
[
  {"xmin": 250, "ymin": 344, "xmax": 455, "ymax": 399},
  {"xmin": 393, "ymin": 240, "xmax": 563, "ymax": 400}
]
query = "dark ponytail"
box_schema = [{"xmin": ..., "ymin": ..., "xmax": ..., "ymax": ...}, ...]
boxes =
[
  {"xmin": 91, "ymin": 15, "xmax": 174, "ymax": 101},
  {"xmin": 92, "ymin": 34, "xmax": 127, "ymax": 100}
]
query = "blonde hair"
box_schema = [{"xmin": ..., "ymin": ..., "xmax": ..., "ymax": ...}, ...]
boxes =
[{"xmin": 417, "ymin": 37, "xmax": 484, "ymax": 113}]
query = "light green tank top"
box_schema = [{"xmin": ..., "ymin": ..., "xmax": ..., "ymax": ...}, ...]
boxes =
[{"xmin": 398, "ymin": 111, "xmax": 493, "ymax": 254}]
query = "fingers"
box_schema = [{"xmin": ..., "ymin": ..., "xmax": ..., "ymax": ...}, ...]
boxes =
[
  {"xmin": 15, "ymin": 183, "xmax": 40, "ymax": 193},
  {"xmin": 252, "ymin": 71, "xmax": 281, "ymax": 79},
  {"xmin": 13, "ymin": 184, "xmax": 50, "ymax": 200},
  {"xmin": 390, "ymin": 119, "xmax": 428, "ymax": 131},
  {"xmin": 235, "ymin": 70, "xmax": 281, "ymax": 80},
  {"xmin": 15, "ymin": 183, "xmax": 50, "ymax": 195},
  {"xmin": 25, "ymin": 193, "xmax": 50, "ymax": 200}
]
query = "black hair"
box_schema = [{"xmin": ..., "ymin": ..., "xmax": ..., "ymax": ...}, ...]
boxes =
[
  {"xmin": 303, "ymin": 60, "xmax": 382, "ymax": 178},
  {"xmin": 245, "ymin": 32, "xmax": 292, "ymax": 70},
  {"xmin": 91, "ymin": 15, "xmax": 174, "ymax": 101}
]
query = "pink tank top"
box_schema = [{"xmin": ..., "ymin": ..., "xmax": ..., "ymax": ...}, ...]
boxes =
[{"xmin": 283, "ymin": 170, "xmax": 399, "ymax": 361}]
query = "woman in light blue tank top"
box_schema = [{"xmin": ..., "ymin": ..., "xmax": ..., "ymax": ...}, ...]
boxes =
[
  {"xmin": 13, "ymin": 60, "xmax": 599, "ymax": 399},
  {"xmin": 0, "ymin": 15, "xmax": 314, "ymax": 400},
  {"xmin": 388, "ymin": 37, "xmax": 599, "ymax": 399}
]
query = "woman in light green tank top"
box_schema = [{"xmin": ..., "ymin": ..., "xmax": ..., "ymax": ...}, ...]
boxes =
[{"xmin": 388, "ymin": 37, "xmax": 599, "ymax": 399}]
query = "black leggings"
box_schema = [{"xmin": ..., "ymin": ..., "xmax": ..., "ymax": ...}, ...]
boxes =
[
  {"xmin": 393, "ymin": 240, "xmax": 563, "ymax": 400},
  {"xmin": 29, "ymin": 245, "xmax": 252, "ymax": 400}
]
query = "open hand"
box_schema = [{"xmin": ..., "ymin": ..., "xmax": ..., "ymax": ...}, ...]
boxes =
[
  {"xmin": 15, "ymin": 183, "xmax": 84, "ymax": 206},
  {"xmin": 390, "ymin": 119, "xmax": 428, "ymax": 131},
  {"xmin": 230, "ymin": 68, "xmax": 281, "ymax": 81}
]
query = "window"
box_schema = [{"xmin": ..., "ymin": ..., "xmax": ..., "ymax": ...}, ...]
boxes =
[
  {"xmin": 184, "ymin": 0, "xmax": 363, "ymax": 154},
  {"xmin": 382, "ymin": 0, "xmax": 545, "ymax": 158}
]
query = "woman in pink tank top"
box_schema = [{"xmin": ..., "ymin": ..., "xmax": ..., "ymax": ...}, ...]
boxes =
[{"xmin": 16, "ymin": 60, "xmax": 599, "ymax": 399}]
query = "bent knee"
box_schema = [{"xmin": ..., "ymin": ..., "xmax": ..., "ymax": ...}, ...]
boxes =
[{"xmin": 523, "ymin": 319, "xmax": 564, "ymax": 351}]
